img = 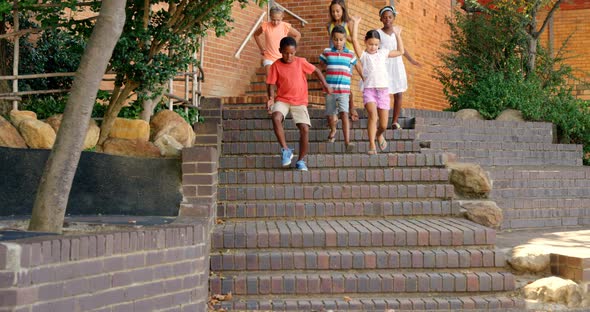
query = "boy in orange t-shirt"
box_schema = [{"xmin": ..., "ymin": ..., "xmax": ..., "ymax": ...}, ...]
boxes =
[{"xmin": 267, "ymin": 37, "xmax": 333, "ymax": 171}]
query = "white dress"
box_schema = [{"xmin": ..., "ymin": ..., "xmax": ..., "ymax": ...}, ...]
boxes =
[{"xmin": 377, "ymin": 29, "xmax": 407, "ymax": 94}]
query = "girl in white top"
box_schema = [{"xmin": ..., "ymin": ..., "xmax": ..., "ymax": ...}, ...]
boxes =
[
  {"xmin": 351, "ymin": 16, "xmax": 404, "ymax": 155},
  {"xmin": 377, "ymin": 6, "xmax": 421, "ymax": 130}
]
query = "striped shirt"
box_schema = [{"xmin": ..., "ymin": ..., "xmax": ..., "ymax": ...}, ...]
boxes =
[{"xmin": 319, "ymin": 47, "xmax": 357, "ymax": 94}]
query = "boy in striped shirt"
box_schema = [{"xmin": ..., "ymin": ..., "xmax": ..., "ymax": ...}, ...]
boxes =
[{"xmin": 320, "ymin": 25, "xmax": 364, "ymax": 152}]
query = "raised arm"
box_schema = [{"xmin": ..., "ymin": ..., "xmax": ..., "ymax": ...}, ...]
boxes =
[
  {"xmin": 350, "ymin": 16, "xmax": 363, "ymax": 59},
  {"xmin": 388, "ymin": 26, "xmax": 405, "ymax": 58},
  {"xmin": 288, "ymin": 27, "xmax": 301, "ymax": 43},
  {"xmin": 253, "ymin": 26, "xmax": 265, "ymax": 56}
]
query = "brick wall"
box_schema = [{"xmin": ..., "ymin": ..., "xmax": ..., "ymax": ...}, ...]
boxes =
[
  {"xmin": 539, "ymin": 8, "xmax": 590, "ymax": 100},
  {"xmin": 0, "ymin": 224, "xmax": 210, "ymax": 311}
]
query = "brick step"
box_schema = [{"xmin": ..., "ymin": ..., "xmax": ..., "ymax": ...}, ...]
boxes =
[
  {"xmin": 491, "ymin": 187, "xmax": 590, "ymax": 198},
  {"xmin": 218, "ymin": 183, "xmax": 453, "ymax": 202},
  {"xmin": 219, "ymin": 167, "xmax": 449, "ymax": 185},
  {"xmin": 487, "ymin": 166, "xmax": 590, "ymax": 180},
  {"xmin": 219, "ymin": 153, "xmax": 447, "ymax": 170},
  {"xmin": 223, "ymin": 129, "xmax": 416, "ymax": 143},
  {"xmin": 248, "ymin": 80, "xmax": 325, "ymax": 91},
  {"xmin": 502, "ymin": 206, "xmax": 590, "ymax": 226},
  {"xmin": 492, "ymin": 179, "xmax": 590, "ymax": 189},
  {"xmin": 501, "ymin": 215, "xmax": 589, "ymax": 229},
  {"xmin": 210, "ymin": 248, "xmax": 507, "ymax": 272},
  {"xmin": 423, "ymin": 153, "xmax": 583, "ymax": 166},
  {"xmin": 223, "ymin": 108, "xmax": 416, "ymax": 123},
  {"xmin": 418, "ymin": 133, "xmax": 552, "ymax": 144},
  {"xmin": 429, "ymin": 141, "xmax": 581, "ymax": 152},
  {"xmin": 210, "ymin": 295, "xmax": 524, "ymax": 311},
  {"xmin": 221, "ymin": 95, "xmax": 327, "ymax": 106},
  {"xmin": 494, "ymin": 197, "xmax": 590, "ymax": 210},
  {"xmin": 217, "ymin": 200, "xmax": 459, "ymax": 219},
  {"xmin": 415, "ymin": 117, "xmax": 554, "ymax": 130},
  {"xmin": 223, "ymin": 119, "xmax": 413, "ymax": 132},
  {"xmin": 221, "ymin": 140, "xmax": 421, "ymax": 155},
  {"xmin": 211, "ymin": 219, "xmax": 496, "ymax": 250},
  {"xmin": 209, "ymin": 271, "xmax": 515, "ymax": 297}
]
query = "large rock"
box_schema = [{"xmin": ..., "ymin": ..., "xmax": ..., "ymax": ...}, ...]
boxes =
[
  {"xmin": 46, "ymin": 114, "xmax": 100, "ymax": 150},
  {"xmin": 0, "ymin": 115, "xmax": 27, "ymax": 148},
  {"xmin": 509, "ymin": 245, "xmax": 550, "ymax": 273},
  {"xmin": 455, "ymin": 109, "xmax": 484, "ymax": 120},
  {"xmin": 102, "ymin": 138, "xmax": 161, "ymax": 158},
  {"xmin": 109, "ymin": 118, "xmax": 150, "ymax": 141},
  {"xmin": 154, "ymin": 134, "xmax": 183, "ymax": 157},
  {"xmin": 18, "ymin": 119, "xmax": 56, "ymax": 149},
  {"xmin": 523, "ymin": 276, "xmax": 584, "ymax": 308},
  {"xmin": 447, "ymin": 162, "xmax": 491, "ymax": 198},
  {"xmin": 9, "ymin": 110, "xmax": 37, "ymax": 128},
  {"xmin": 460, "ymin": 200, "xmax": 503, "ymax": 228},
  {"xmin": 496, "ymin": 109, "xmax": 524, "ymax": 122},
  {"xmin": 150, "ymin": 110, "xmax": 195, "ymax": 147}
]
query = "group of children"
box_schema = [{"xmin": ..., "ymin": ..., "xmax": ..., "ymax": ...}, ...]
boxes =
[{"xmin": 256, "ymin": 1, "xmax": 419, "ymax": 171}]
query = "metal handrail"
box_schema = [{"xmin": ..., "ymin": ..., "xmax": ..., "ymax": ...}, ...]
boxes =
[
  {"xmin": 274, "ymin": 2, "xmax": 308, "ymax": 26},
  {"xmin": 234, "ymin": 11, "xmax": 266, "ymax": 59}
]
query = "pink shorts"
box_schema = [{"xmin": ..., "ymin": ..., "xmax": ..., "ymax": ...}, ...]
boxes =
[{"xmin": 363, "ymin": 88, "xmax": 390, "ymax": 110}]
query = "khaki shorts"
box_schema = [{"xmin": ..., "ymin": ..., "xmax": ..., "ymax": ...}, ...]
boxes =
[{"xmin": 272, "ymin": 101, "xmax": 311, "ymax": 126}]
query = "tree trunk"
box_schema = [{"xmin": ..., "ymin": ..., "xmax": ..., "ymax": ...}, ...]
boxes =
[
  {"xmin": 28, "ymin": 0, "xmax": 127, "ymax": 233},
  {"xmin": 96, "ymin": 80, "xmax": 139, "ymax": 147},
  {"xmin": 139, "ymin": 86, "xmax": 165, "ymax": 121}
]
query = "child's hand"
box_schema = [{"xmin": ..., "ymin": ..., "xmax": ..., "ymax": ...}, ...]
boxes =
[
  {"xmin": 266, "ymin": 98, "xmax": 274, "ymax": 115},
  {"xmin": 350, "ymin": 109, "xmax": 359, "ymax": 121},
  {"xmin": 393, "ymin": 26, "xmax": 402, "ymax": 35},
  {"xmin": 351, "ymin": 16, "xmax": 361, "ymax": 25},
  {"xmin": 325, "ymin": 86, "xmax": 334, "ymax": 95},
  {"xmin": 411, "ymin": 60, "xmax": 422, "ymax": 67}
]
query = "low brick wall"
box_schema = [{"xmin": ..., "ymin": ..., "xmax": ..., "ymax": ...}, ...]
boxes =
[{"xmin": 0, "ymin": 223, "xmax": 211, "ymax": 312}]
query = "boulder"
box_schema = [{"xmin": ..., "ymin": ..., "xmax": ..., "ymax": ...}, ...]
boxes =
[
  {"xmin": 455, "ymin": 109, "xmax": 484, "ymax": 120},
  {"xmin": 447, "ymin": 162, "xmax": 491, "ymax": 198},
  {"xmin": 9, "ymin": 110, "xmax": 37, "ymax": 128},
  {"xmin": 154, "ymin": 134, "xmax": 183, "ymax": 157},
  {"xmin": 495, "ymin": 109, "xmax": 524, "ymax": 122},
  {"xmin": 460, "ymin": 200, "xmax": 503, "ymax": 228},
  {"xmin": 109, "ymin": 118, "xmax": 150, "ymax": 141},
  {"xmin": 102, "ymin": 138, "xmax": 161, "ymax": 158},
  {"xmin": 0, "ymin": 115, "xmax": 27, "ymax": 148},
  {"xmin": 150, "ymin": 110, "xmax": 195, "ymax": 147},
  {"xmin": 18, "ymin": 119, "xmax": 56, "ymax": 149},
  {"xmin": 45, "ymin": 114, "xmax": 100, "ymax": 150},
  {"xmin": 509, "ymin": 245, "xmax": 550, "ymax": 273},
  {"xmin": 523, "ymin": 276, "xmax": 584, "ymax": 308}
]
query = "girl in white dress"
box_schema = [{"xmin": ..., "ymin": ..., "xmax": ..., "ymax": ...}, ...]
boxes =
[{"xmin": 377, "ymin": 6, "xmax": 421, "ymax": 130}]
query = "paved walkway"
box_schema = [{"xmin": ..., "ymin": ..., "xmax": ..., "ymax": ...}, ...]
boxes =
[{"xmin": 496, "ymin": 226, "xmax": 590, "ymax": 256}]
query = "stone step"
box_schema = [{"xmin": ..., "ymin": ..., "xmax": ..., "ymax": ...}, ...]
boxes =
[
  {"xmin": 217, "ymin": 200, "xmax": 459, "ymax": 219},
  {"xmin": 211, "ymin": 295, "xmax": 524, "ymax": 311},
  {"xmin": 210, "ymin": 248, "xmax": 507, "ymax": 272},
  {"xmin": 218, "ymin": 183, "xmax": 453, "ymax": 202},
  {"xmin": 219, "ymin": 167, "xmax": 449, "ymax": 185},
  {"xmin": 219, "ymin": 153, "xmax": 447, "ymax": 170},
  {"xmin": 211, "ymin": 219, "xmax": 496, "ymax": 250},
  {"xmin": 221, "ymin": 140, "xmax": 421, "ymax": 155},
  {"xmin": 223, "ymin": 128, "xmax": 416, "ymax": 143},
  {"xmin": 209, "ymin": 271, "xmax": 515, "ymax": 296}
]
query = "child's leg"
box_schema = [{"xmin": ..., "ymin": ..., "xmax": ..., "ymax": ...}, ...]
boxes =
[
  {"xmin": 340, "ymin": 111, "xmax": 350, "ymax": 145},
  {"xmin": 327, "ymin": 115, "xmax": 337, "ymax": 141},
  {"xmin": 365, "ymin": 102, "xmax": 378, "ymax": 152},
  {"xmin": 271, "ymin": 112, "xmax": 288, "ymax": 149},
  {"xmin": 325, "ymin": 94, "xmax": 338, "ymax": 141},
  {"xmin": 270, "ymin": 101, "xmax": 290, "ymax": 149},
  {"xmin": 376, "ymin": 108, "xmax": 389, "ymax": 143},
  {"xmin": 296, "ymin": 123, "xmax": 309, "ymax": 160},
  {"xmin": 375, "ymin": 89, "xmax": 391, "ymax": 145},
  {"xmin": 392, "ymin": 92, "xmax": 403, "ymax": 128}
]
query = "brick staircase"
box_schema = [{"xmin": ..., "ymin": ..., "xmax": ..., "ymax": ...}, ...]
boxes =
[
  {"xmin": 209, "ymin": 106, "xmax": 522, "ymax": 310},
  {"xmin": 409, "ymin": 110, "xmax": 590, "ymax": 230}
]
